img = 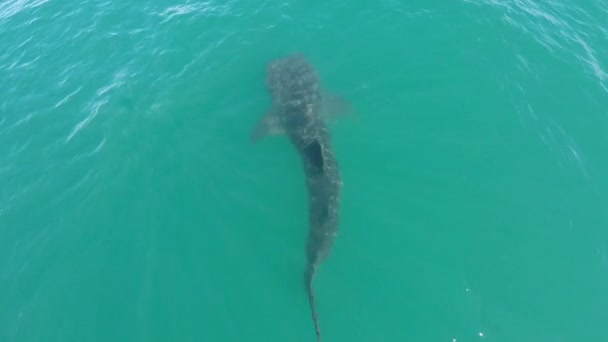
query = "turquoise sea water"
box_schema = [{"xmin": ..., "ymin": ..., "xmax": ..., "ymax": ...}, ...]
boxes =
[{"xmin": 1, "ymin": 0, "xmax": 607, "ymax": 341}]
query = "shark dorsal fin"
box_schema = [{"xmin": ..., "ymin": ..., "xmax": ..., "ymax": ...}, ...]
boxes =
[{"xmin": 321, "ymin": 91, "xmax": 355, "ymax": 121}]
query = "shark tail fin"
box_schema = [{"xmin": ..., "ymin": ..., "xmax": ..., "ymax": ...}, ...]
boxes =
[{"xmin": 306, "ymin": 264, "xmax": 322, "ymax": 342}]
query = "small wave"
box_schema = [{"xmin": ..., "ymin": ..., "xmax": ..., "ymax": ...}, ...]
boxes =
[
  {"xmin": 161, "ymin": 3, "xmax": 205, "ymax": 19},
  {"xmin": 173, "ymin": 35, "xmax": 228, "ymax": 79},
  {"xmin": 0, "ymin": 138, "xmax": 32, "ymax": 171},
  {"xmin": 518, "ymin": 102, "xmax": 589, "ymax": 180},
  {"xmin": 90, "ymin": 136, "xmax": 106, "ymax": 155},
  {"xmin": 73, "ymin": 21, "xmax": 96, "ymax": 40},
  {"xmin": 0, "ymin": 0, "xmax": 50, "ymax": 20},
  {"xmin": 54, "ymin": 86, "xmax": 83, "ymax": 108},
  {"xmin": 572, "ymin": 34, "xmax": 607, "ymax": 82},
  {"xmin": 515, "ymin": 52, "xmax": 532, "ymax": 72},
  {"xmin": 65, "ymin": 97, "xmax": 108, "ymax": 143},
  {"xmin": 465, "ymin": 0, "xmax": 608, "ymax": 92},
  {"xmin": 15, "ymin": 35, "xmax": 33, "ymax": 49},
  {"xmin": 65, "ymin": 69, "xmax": 128, "ymax": 143},
  {"xmin": 9, "ymin": 55, "xmax": 40, "ymax": 70},
  {"xmin": 597, "ymin": 247, "xmax": 607, "ymax": 267},
  {"xmin": 128, "ymin": 28, "xmax": 146, "ymax": 36},
  {"xmin": 64, "ymin": 168, "xmax": 100, "ymax": 196},
  {"xmin": 156, "ymin": 1, "xmax": 232, "ymax": 23},
  {"xmin": 546, "ymin": 120, "xmax": 589, "ymax": 179},
  {"xmin": 57, "ymin": 61, "xmax": 87, "ymax": 87},
  {"xmin": 8, "ymin": 112, "xmax": 36, "ymax": 131},
  {"xmin": 97, "ymin": 71, "xmax": 127, "ymax": 97},
  {"xmin": 68, "ymin": 136, "xmax": 107, "ymax": 165}
]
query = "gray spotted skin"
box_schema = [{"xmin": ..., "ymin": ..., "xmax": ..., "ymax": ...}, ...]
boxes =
[{"xmin": 255, "ymin": 53, "xmax": 343, "ymax": 341}]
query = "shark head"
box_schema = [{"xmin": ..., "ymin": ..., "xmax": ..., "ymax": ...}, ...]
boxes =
[{"xmin": 265, "ymin": 53, "xmax": 320, "ymax": 99}]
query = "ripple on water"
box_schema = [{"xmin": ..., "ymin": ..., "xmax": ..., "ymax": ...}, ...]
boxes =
[
  {"xmin": 65, "ymin": 69, "xmax": 128, "ymax": 143},
  {"xmin": 54, "ymin": 86, "xmax": 83, "ymax": 109},
  {"xmin": 464, "ymin": 0, "xmax": 606, "ymax": 182},
  {"xmin": 65, "ymin": 97, "xmax": 107, "ymax": 143},
  {"xmin": 515, "ymin": 97, "xmax": 590, "ymax": 181},
  {"xmin": 153, "ymin": 1, "xmax": 235, "ymax": 24},
  {"xmin": 464, "ymin": 0, "xmax": 608, "ymax": 93},
  {"xmin": 0, "ymin": 0, "xmax": 50, "ymax": 20}
]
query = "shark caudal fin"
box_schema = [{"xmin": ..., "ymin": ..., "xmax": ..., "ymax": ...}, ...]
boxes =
[{"xmin": 306, "ymin": 264, "xmax": 322, "ymax": 341}]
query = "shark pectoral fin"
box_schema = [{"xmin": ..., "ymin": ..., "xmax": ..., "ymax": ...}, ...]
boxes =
[
  {"xmin": 322, "ymin": 91, "xmax": 357, "ymax": 122},
  {"xmin": 251, "ymin": 109, "xmax": 285, "ymax": 143}
]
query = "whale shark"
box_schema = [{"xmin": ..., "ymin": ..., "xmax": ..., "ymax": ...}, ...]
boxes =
[{"xmin": 251, "ymin": 53, "xmax": 350, "ymax": 341}]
